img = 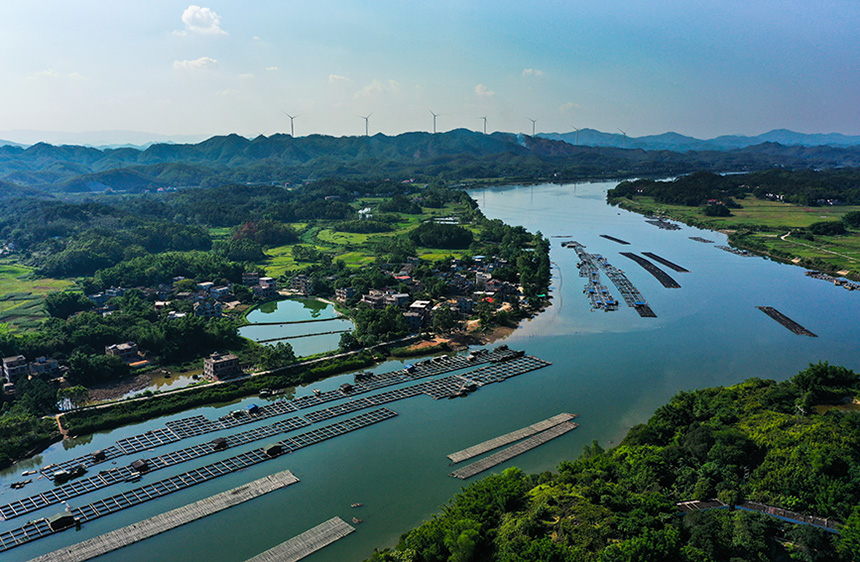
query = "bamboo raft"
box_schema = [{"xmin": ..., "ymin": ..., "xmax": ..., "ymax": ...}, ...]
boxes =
[
  {"xmin": 450, "ymin": 422, "xmax": 579, "ymax": 480},
  {"xmin": 599, "ymin": 234, "xmax": 630, "ymax": 245},
  {"xmin": 447, "ymin": 413, "xmax": 577, "ymax": 464},
  {"xmin": 26, "ymin": 471, "xmax": 300, "ymax": 562},
  {"xmin": 641, "ymin": 252, "xmax": 689, "ymax": 273},
  {"xmin": 245, "ymin": 517, "xmax": 355, "ymax": 562},
  {"xmin": 620, "ymin": 253, "xmax": 681, "ymax": 289},
  {"xmin": 757, "ymin": 307, "xmax": 817, "ymax": 337}
]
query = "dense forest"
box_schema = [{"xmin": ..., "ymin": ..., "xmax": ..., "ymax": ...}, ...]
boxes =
[{"xmin": 367, "ymin": 363, "xmax": 860, "ymax": 562}]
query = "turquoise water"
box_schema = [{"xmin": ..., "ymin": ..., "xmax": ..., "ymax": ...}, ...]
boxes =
[
  {"xmin": 5, "ymin": 181, "xmax": 860, "ymax": 562},
  {"xmin": 239, "ymin": 298, "xmax": 354, "ymax": 358}
]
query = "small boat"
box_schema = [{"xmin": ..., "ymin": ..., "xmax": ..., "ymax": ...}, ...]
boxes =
[
  {"xmin": 350, "ymin": 503, "xmax": 363, "ymax": 508},
  {"xmin": 10, "ymin": 479, "xmax": 31, "ymax": 489},
  {"xmin": 352, "ymin": 517, "xmax": 363, "ymax": 524},
  {"xmin": 313, "ymin": 389, "xmax": 321, "ymax": 396},
  {"xmin": 22, "ymin": 470, "xmax": 36, "ymax": 476}
]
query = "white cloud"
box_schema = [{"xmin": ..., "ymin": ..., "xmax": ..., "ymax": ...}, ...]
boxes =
[
  {"xmin": 239, "ymin": 73, "xmax": 255, "ymax": 80},
  {"xmin": 560, "ymin": 102, "xmax": 581, "ymax": 112},
  {"xmin": 266, "ymin": 66, "xmax": 279, "ymax": 72},
  {"xmin": 67, "ymin": 72, "xmax": 86, "ymax": 80},
  {"xmin": 474, "ymin": 84, "xmax": 495, "ymax": 98},
  {"xmin": 179, "ymin": 5, "xmax": 227, "ymax": 35},
  {"xmin": 329, "ymin": 74, "xmax": 351, "ymax": 84},
  {"xmin": 27, "ymin": 69, "xmax": 61, "ymax": 80},
  {"xmin": 354, "ymin": 79, "xmax": 402, "ymax": 98},
  {"xmin": 173, "ymin": 57, "xmax": 218, "ymax": 71},
  {"xmin": 218, "ymin": 89, "xmax": 239, "ymax": 97},
  {"xmin": 522, "ymin": 68, "xmax": 544, "ymax": 78}
]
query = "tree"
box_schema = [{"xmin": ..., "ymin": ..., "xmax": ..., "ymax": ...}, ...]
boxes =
[
  {"xmin": 57, "ymin": 385, "xmax": 90, "ymax": 409},
  {"xmin": 256, "ymin": 342, "xmax": 296, "ymax": 370},
  {"xmin": 44, "ymin": 291, "xmax": 93, "ymax": 319},
  {"xmin": 843, "ymin": 210, "xmax": 860, "ymax": 229},
  {"xmin": 432, "ymin": 307, "xmax": 458, "ymax": 333}
]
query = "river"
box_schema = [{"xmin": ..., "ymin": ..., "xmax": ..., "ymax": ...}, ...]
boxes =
[{"xmin": 5, "ymin": 181, "xmax": 860, "ymax": 562}]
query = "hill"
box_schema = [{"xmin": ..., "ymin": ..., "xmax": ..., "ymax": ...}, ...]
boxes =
[
  {"xmin": 3, "ymin": 130, "xmax": 860, "ymax": 193},
  {"xmin": 367, "ymin": 363, "xmax": 860, "ymax": 562}
]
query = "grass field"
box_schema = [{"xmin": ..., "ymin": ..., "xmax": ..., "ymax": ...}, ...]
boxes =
[
  {"xmin": 0, "ymin": 261, "xmax": 75, "ymax": 331},
  {"xmin": 618, "ymin": 196, "xmax": 860, "ymax": 277}
]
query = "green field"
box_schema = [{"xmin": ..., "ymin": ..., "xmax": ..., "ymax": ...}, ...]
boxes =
[
  {"xmin": 259, "ymin": 203, "xmax": 474, "ymax": 276},
  {"xmin": 618, "ymin": 196, "xmax": 860, "ymax": 277},
  {"xmin": 0, "ymin": 262, "xmax": 75, "ymax": 331}
]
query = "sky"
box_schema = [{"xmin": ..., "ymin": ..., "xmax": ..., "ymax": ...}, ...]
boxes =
[{"xmin": 1, "ymin": 1, "xmax": 859, "ymax": 144}]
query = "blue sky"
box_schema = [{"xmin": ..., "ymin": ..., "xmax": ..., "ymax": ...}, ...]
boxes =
[{"xmin": 1, "ymin": 1, "xmax": 858, "ymax": 143}]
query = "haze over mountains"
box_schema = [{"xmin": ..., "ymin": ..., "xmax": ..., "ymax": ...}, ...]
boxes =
[{"xmin": 3, "ymin": 128, "xmax": 860, "ymax": 195}]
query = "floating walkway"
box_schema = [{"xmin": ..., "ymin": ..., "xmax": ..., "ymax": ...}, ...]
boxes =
[
  {"xmin": 447, "ymin": 413, "xmax": 577, "ymax": 464},
  {"xmin": 245, "ymin": 517, "xmax": 354, "ymax": 562},
  {"xmin": 47, "ymin": 349, "xmax": 515, "ymax": 477},
  {"xmin": 757, "ymin": 307, "xmax": 817, "ymax": 337},
  {"xmin": 256, "ymin": 329, "xmax": 351, "ymax": 343},
  {"xmin": 0, "ymin": 409, "xmax": 396, "ymax": 554},
  {"xmin": 641, "ymin": 252, "xmax": 689, "ymax": 273},
  {"xmin": 620, "ymin": 253, "xmax": 681, "ymax": 288},
  {"xmin": 246, "ymin": 317, "xmax": 344, "ymax": 327},
  {"xmin": 450, "ymin": 422, "xmax": 578, "ymax": 479},
  {"xmin": 599, "ymin": 235, "xmax": 630, "ymax": 245},
  {"xmin": 645, "ymin": 217, "xmax": 681, "ymax": 230},
  {"xmin": 689, "ymin": 237, "xmax": 713, "ymax": 243},
  {"xmin": 26, "ymin": 471, "xmax": 300, "ymax": 562}
]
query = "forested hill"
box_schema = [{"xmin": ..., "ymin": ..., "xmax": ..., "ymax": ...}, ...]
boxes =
[
  {"xmin": 5, "ymin": 130, "xmax": 860, "ymax": 193},
  {"xmin": 367, "ymin": 363, "xmax": 860, "ymax": 562}
]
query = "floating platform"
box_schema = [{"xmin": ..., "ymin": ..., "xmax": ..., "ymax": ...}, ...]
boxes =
[
  {"xmin": 716, "ymin": 245, "xmax": 752, "ymax": 257},
  {"xmin": 757, "ymin": 307, "xmax": 817, "ymax": 337},
  {"xmin": 645, "ymin": 218, "xmax": 681, "ymax": 230},
  {"xmin": 620, "ymin": 253, "xmax": 681, "ymax": 289},
  {"xmin": 599, "ymin": 235, "xmax": 630, "ymax": 245},
  {"xmin": 641, "ymin": 252, "xmax": 689, "ymax": 273},
  {"xmin": 450, "ymin": 422, "xmax": 578, "ymax": 479},
  {"xmin": 47, "ymin": 349, "xmax": 516, "ymax": 477},
  {"xmin": 689, "ymin": 237, "xmax": 714, "ymax": 243},
  {"xmin": 26, "ymin": 471, "xmax": 300, "ymax": 562},
  {"xmin": 245, "ymin": 517, "xmax": 355, "ymax": 562},
  {"xmin": 566, "ymin": 241, "xmax": 656, "ymax": 316},
  {"xmin": 447, "ymin": 413, "xmax": 577, "ymax": 464},
  {"xmin": 0, "ymin": 409, "xmax": 396, "ymax": 554}
]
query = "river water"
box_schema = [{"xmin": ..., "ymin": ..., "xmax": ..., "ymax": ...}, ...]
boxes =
[{"xmin": 5, "ymin": 181, "xmax": 860, "ymax": 562}]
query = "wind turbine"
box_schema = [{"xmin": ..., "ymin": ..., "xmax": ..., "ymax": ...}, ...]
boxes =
[
  {"xmin": 527, "ymin": 118, "xmax": 537, "ymax": 136},
  {"xmin": 479, "ymin": 116, "xmax": 487, "ymax": 135},
  {"xmin": 281, "ymin": 111, "xmax": 298, "ymax": 137},
  {"xmin": 429, "ymin": 109, "xmax": 439, "ymax": 134},
  {"xmin": 571, "ymin": 126, "xmax": 581, "ymax": 146},
  {"xmin": 360, "ymin": 113, "xmax": 372, "ymax": 137},
  {"xmin": 618, "ymin": 128, "xmax": 628, "ymax": 148}
]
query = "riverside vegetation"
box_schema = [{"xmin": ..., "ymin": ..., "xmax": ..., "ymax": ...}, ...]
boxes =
[
  {"xmin": 607, "ymin": 169, "xmax": 860, "ymax": 278},
  {"xmin": 0, "ymin": 180, "xmax": 550, "ymax": 467},
  {"xmin": 367, "ymin": 363, "xmax": 860, "ymax": 562}
]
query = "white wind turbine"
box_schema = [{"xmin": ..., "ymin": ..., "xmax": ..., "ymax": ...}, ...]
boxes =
[
  {"xmin": 527, "ymin": 118, "xmax": 537, "ymax": 136},
  {"xmin": 281, "ymin": 111, "xmax": 299, "ymax": 137}
]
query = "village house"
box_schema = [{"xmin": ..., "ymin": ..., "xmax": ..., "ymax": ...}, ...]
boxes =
[
  {"xmin": 105, "ymin": 342, "xmax": 140, "ymax": 363},
  {"xmin": 203, "ymin": 352, "xmax": 242, "ymax": 380},
  {"xmin": 2, "ymin": 355, "xmax": 29, "ymax": 382},
  {"xmin": 335, "ymin": 286, "xmax": 356, "ymax": 303},
  {"xmin": 289, "ymin": 274, "xmax": 311, "ymax": 296},
  {"xmin": 242, "ymin": 271, "xmax": 261, "ymax": 286},
  {"xmin": 193, "ymin": 300, "xmax": 223, "ymax": 319}
]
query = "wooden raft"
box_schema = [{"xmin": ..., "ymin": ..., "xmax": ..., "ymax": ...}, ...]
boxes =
[
  {"xmin": 450, "ymin": 422, "xmax": 579, "ymax": 480},
  {"xmin": 447, "ymin": 413, "xmax": 577, "ymax": 464},
  {"xmin": 245, "ymin": 517, "xmax": 355, "ymax": 562},
  {"xmin": 27, "ymin": 470, "xmax": 300, "ymax": 562}
]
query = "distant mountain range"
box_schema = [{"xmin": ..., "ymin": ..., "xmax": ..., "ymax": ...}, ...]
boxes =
[
  {"xmin": 0, "ymin": 130, "xmax": 208, "ymax": 149},
  {"xmin": 2, "ymin": 129, "xmax": 860, "ymax": 194},
  {"xmin": 540, "ymin": 128, "xmax": 860, "ymax": 151}
]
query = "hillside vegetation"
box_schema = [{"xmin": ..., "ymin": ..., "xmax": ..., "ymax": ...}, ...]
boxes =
[{"xmin": 368, "ymin": 363, "xmax": 860, "ymax": 562}]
